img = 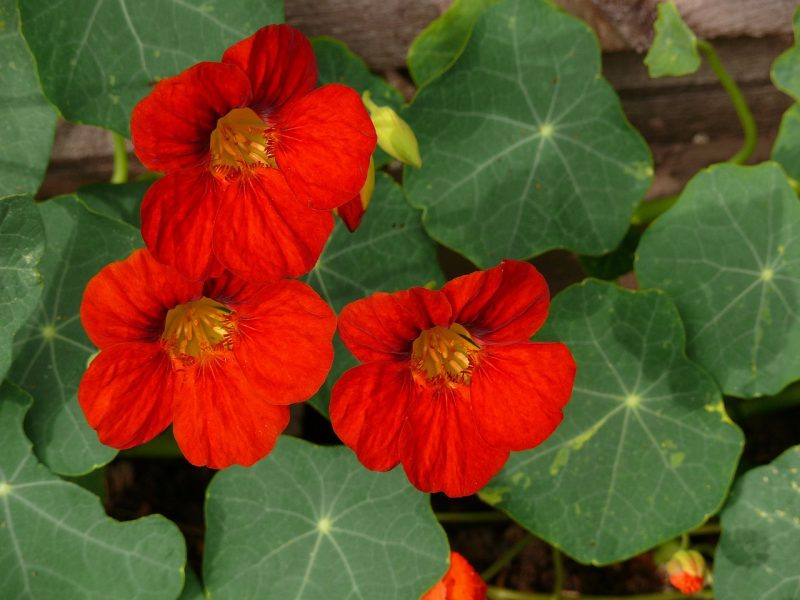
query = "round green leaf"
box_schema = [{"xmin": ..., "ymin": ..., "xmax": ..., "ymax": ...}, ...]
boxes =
[
  {"xmin": 403, "ymin": 0, "xmax": 652, "ymax": 269},
  {"xmin": 312, "ymin": 37, "xmax": 403, "ymax": 168},
  {"xmin": 19, "ymin": 0, "xmax": 284, "ymax": 136},
  {"xmin": 481, "ymin": 280, "xmax": 743, "ymax": 565},
  {"xmin": 10, "ymin": 196, "xmax": 141, "ymax": 475},
  {"xmin": 643, "ymin": 1, "xmax": 701, "ymax": 78},
  {"xmin": 78, "ymin": 180, "xmax": 152, "ymax": 229},
  {"xmin": 0, "ymin": 195, "xmax": 44, "ymax": 382},
  {"xmin": 304, "ymin": 173, "xmax": 443, "ymax": 416},
  {"xmin": 407, "ymin": 0, "xmax": 500, "ymax": 88},
  {"xmin": 204, "ymin": 436, "xmax": 450, "ymax": 599},
  {"xmin": 715, "ymin": 446, "xmax": 800, "ymax": 600},
  {"xmin": 0, "ymin": 0, "xmax": 57, "ymax": 196},
  {"xmin": 0, "ymin": 380, "xmax": 186, "ymax": 600},
  {"xmin": 636, "ymin": 162, "xmax": 800, "ymax": 398},
  {"xmin": 771, "ymin": 104, "xmax": 800, "ymax": 182},
  {"xmin": 772, "ymin": 6, "xmax": 800, "ymax": 102}
]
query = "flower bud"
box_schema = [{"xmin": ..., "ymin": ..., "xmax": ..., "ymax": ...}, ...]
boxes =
[
  {"xmin": 362, "ymin": 91, "xmax": 422, "ymax": 168},
  {"xmin": 666, "ymin": 549, "xmax": 707, "ymax": 594},
  {"xmin": 335, "ymin": 157, "xmax": 375, "ymax": 232}
]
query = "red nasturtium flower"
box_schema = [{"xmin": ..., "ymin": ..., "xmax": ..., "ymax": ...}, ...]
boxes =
[
  {"xmin": 131, "ymin": 24, "xmax": 376, "ymax": 282},
  {"xmin": 330, "ymin": 260, "xmax": 576, "ymax": 497},
  {"xmin": 422, "ymin": 552, "xmax": 486, "ymax": 600},
  {"xmin": 78, "ymin": 249, "xmax": 336, "ymax": 468}
]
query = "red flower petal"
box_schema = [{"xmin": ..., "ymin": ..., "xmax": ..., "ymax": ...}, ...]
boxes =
[
  {"xmin": 172, "ymin": 358, "xmax": 290, "ymax": 469},
  {"xmin": 330, "ymin": 362, "xmax": 412, "ymax": 471},
  {"xmin": 337, "ymin": 288, "xmax": 452, "ymax": 363},
  {"xmin": 337, "ymin": 194, "xmax": 365, "ymax": 233},
  {"xmin": 221, "ymin": 24, "xmax": 317, "ymax": 114},
  {"xmin": 233, "ymin": 279, "xmax": 336, "ymax": 404},
  {"xmin": 81, "ymin": 248, "xmax": 201, "ymax": 349},
  {"xmin": 78, "ymin": 342, "xmax": 175, "ymax": 449},
  {"xmin": 443, "ymin": 260, "xmax": 550, "ymax": 343},
  {"xmin": 399, "ymin": 383, "xmax": 508, "ymax": 497},
  {"xmin": 141, "ymin": 170, "xmax": 220, "ymax": 281},
  {"xmin": 422, "ymin": 552, "xmax": 487, "ymax": 600},
  {"xmin": 273, "ymin": 84, "xmax": 376, "ymax": 209},
  {"xmin": 212, "ymin": 169, "xmax": 333, "ymax": 282},
  {"xmin": 470, "ymin": 342, "xmax": 575, "ymax": 451},
  {"xmin": 131, "ymin": 62, "xmax": 252, "ymax": 172}
]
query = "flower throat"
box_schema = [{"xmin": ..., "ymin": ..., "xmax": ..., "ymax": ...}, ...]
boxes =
[
  {"xmin": 412, "ymin": 323, "xmax": 479, "ymax": 386},
  {"xmin": 210, "ymin": 107, "xmax": 275, "ymax": 176},
  {"xmin": 162, "ymin": 296, "xmax": 235, "ymax": 364}
]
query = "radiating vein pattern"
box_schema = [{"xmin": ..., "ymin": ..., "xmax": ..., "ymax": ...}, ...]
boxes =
[
  {"xmin": 482, "ymin": 281, "xmax": 743, "ymax": 565},
  {"xmin": 204, "ymin": 437, "xmax": 449, "ymax": 600},
  {"xmin": 0, "ymin": 381, "xmax": 185, "ymax": 600},
  {"xmin": 10, "ymin": 196, "xmax": 141, "ymax": 475},
  {"xmin": 19, "ymin": 0, "xmax": 284, "ymax": 135},
  {"xmin": 403, "ymin": 0, "xmax": 652, "ymax": 268},
  {"xmin": 636, "ymin": 162, "xmax": 800, "ymax": 398}
]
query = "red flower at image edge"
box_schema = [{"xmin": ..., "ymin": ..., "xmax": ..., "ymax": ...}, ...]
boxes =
[
  {"xmin": 422, "ymin": 552, "xmax": 487, "ymax": 600},
  {"xmin": 330, "ymin": 260, "xmax": 576, "ymax": 497},
  {"xmin": 78, "ymin": 249, "xmax": 336, "ymax": 469},
  {"xmin": 131, "ymin": 24, "xmax": 376, "ymax": 282}
]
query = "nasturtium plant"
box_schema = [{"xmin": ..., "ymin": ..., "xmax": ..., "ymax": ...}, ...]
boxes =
[
  {"xmin": 0, "ymin": 0, "xmax": 57, "ymax": 197},
  {"xmin": 19, "ymin": 0, "xmax": 284, "ymax": 136},
  {"xmin": 10, "ymin": 196, "xmax": 141, "ymax": 476},
  {"xmin": 78, "ymin": 180, "xmax": 152, "ymax": 229},
  {"xmin": 406, "ymin": 0, "xmax": 500, "ymax": 88},
  {"xmin": 481, "ymin": 280, "xmax": 743, "ymax": 564},
  {"xmin": 772, "ymin": 104, "xmax": 800, "ymax": 181},
  {"xmin": 404, "ymin": 0, "xmax": 652, "ymax": 269},
  {"xmin": 644, "ymin": 1, "xmax": 701, "ymax": 78},
  {"xmin": 0, "ymin": 381, "xmax": 186, "ymax": 600},
  {"xmin": 636, "ymin": 163, "xmax": 800, "ymax": 398},
  {"xmin": 204, "ymin": 436, "xmax": 450, "ymax": 599},
  {"xmin": 714, "ymin": 446, "xmax": 800, "ymax": 600},
  {"xmin": 771, "ymin": 6, "xmax": 800, "ymax": 102},
  {"xmin": 305, "ymin": 174, "xmax": 443, "ymax": 416},
  {"xmin": 0, "ymin": 196, "xmax": 44, "ymax": 382}
]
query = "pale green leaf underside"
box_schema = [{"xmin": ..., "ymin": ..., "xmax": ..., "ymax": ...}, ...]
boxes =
[
  {"xmin": 305, "ymin": 174, "xmax": 443, "ymax": 416},
  {"xmin": 407, "ymin": 0, "xmax": 501, "ymax": 88},
  {"xmin": 715, "ymin": 446, "xmax": 800, "ymax": 600},
  {"xmin": 19, "ymin": 0, "xmax": 284, "ymax": 136},
  {"xmin": 636, "ymin": 162, "xmax": 800, "ymax": 398},
  {"xmin": 0, "ymin": 380, "xmax": 186, "ymax": 600},
  {"xmin": 482, "ymin": 280, "xmax": 743, "ymax": 565},
  {"xmin": 771, "ymin": 104, "xmax": 800, "ymax": 182},
  {"xmin": 643, "ymin": 1, "xmax": 701, "ymax": 78},
  {"xmin": 10, "ymin": 196, "xmax": 141, "ymax": 476},
  {"xmin": 404, "ymin": 0, "xmax": 652, "ymax": 269},
  {"xmin": 0, "ymin": 195, "xmax": 44, "ymax": 382},
  {"xmin": 0, "ymin": 0, "xmax": 57, "ymax": 196},
  {"xmin": 771, "ymin": 6, "xmax": 800, "ymax": 102},
  {"xmin": 204, "ymin": 436, "xmax": 450, "ymax": 600}
]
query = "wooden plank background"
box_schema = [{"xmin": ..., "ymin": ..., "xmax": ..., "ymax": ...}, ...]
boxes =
[{"xmin": 39, "ymin": 0, "xmax": 800, "ymax": 201}]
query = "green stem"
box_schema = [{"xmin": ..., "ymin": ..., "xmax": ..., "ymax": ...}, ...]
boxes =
[
  {"xmin": 551, "ymin": 547, "xmax": 565, "ymax": 600},
  {"xmin": 691, "ymin": 523, "xmax": 721, "ymax": 536},
  {"xmin": 111, "ymin": 133, "xmax": 129, "ymax": 184},
  {"xmin": 435, "ymin": 511, "xmax": 510, "ymax": 523},
  {"xmin": 119, "ymin": 432, "xmax": 182, "ymax": 458},
  {"xmin": 630, "ymin": 195, "xmax": 678, "ymax": 226},
  {"xmin": 482, "ymin": 534, "xmax": 535, "ymax": 582},
  {"xmin": 697, "ymin": 40, "xmax": 757, "ymax": 165},
  {"xmin": 487, "ymin": 588, "xmax": 713, "ymax": 600}
]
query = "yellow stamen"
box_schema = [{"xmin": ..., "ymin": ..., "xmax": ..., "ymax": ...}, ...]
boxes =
[
  {"xmin": 162, "ymin": 296, "xmax": 235, "ymax": 366},
  {"xmin": 411, "ymin": 323, "xmax": 480, "ymax": 387},
  {"xmin": 210, "ymin": 107, "xmax": 276, "ymax": 178}
]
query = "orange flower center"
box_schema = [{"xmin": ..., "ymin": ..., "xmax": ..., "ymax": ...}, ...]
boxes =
[
  {"xmin": 210, "ymin": 107, "xmax": 275, "ymax": 176},
  {"xmin": 162, "ymin": 296, "xmax": 235, "ymax": 365},
  {"xmin": 412, "ymin": 323, "xmax": 479, "ymax": 386}
]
